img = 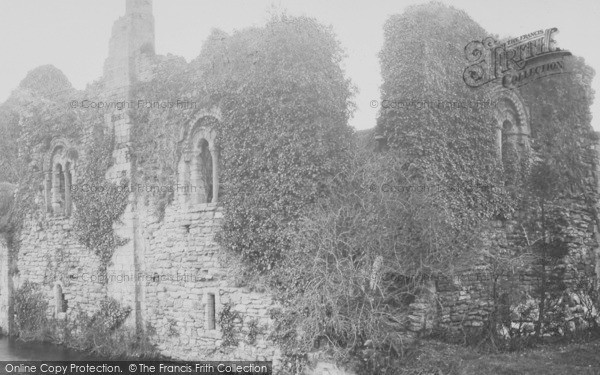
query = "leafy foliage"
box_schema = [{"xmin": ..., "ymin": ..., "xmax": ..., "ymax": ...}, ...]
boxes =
[
  {"xmin": 377, "ymin": 3, "xmax": 511, "ymax": 226},
  {"xmin": 13, "ymin": 281, "xmax": 49, "ymax": 340},
  {"xmin": 274, "ymin": 145, "xmax": 488, "ymax": 366},
  {"xmin": 67, "ymin": 297, "xmax": 132, "ymax": 351},
  {"xmin": 212, "ymin": 16, "xmax": 354, "ymax": 272},
  {"xmin": 520, "ymin": 55, "xmax": 597, "ymax": 198},
  {"xmin": 514, "ymin": 55, "xmax": 597, "ymax": 337},
  {"xmin": 52, "ymin": 298, "xmax": 157, "ymax": 359},
  {"xmin": 71, "ymin": 125, "xmax": 129, "ymax": 271},
  {"xmin": 218, "ymin": 302, "xmax": 242, "ymax": 347},
  {"xmin": 0, "ymin": 66, "xmax": 82, "ymax": 251},
  {"xmin": 131, "ymin": 15, "xmax": 355, "ymax": 272},
  {"xmin": 130, "ymin": 55, "xmax": 202, "ymax": 218},
  {"xmin": 0, "ymin": 65, "xmax": 129, "ymax": 268},
  {"xmin": 0, "ymin": 103, "xmax": 21, "ymax": 184},
  {"xmin": 0, "ymin": 182, "xmax": 16, "ymax": 233},
  {"xmin": 271, "ymin": 3, "xmax": 599, "ymax": 372}
]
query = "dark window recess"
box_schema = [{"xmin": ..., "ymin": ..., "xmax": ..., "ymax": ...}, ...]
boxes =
[{"xmin": 207, "ymin": 293, "xmax": 216, "ymax": 330}]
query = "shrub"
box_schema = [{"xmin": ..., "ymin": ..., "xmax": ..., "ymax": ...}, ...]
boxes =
[
  {"xmin": 65, "ymin": 299, "xmax": 158, "ymax": 358},
  {"xmin": 219, "ymin": 303, "xmax": 242, "ymax": 347},
  {"xmin": 13, "ymin": 281, "xmax": 49, "ymax": 340},
  {"xmin": 273, "ymin": 145, "xmax": 493, "ymax": 369}
]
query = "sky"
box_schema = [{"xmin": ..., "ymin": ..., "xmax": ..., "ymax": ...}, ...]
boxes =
[{"xmin": 0, "ymin": 0, "xmax": 599, "ymax": 131}]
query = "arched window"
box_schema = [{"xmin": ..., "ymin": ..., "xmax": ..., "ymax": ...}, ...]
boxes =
[
  {"xmin": 191, "ymin": 138, "xmax": 213, "ymax": 204},
  {"xmin": 178, "ymin": 116, "xmax": 220, "ymax": 206},
  {"xmin": 45, "ymin": 143, "xmax": 77, "ymax": 217},
  {"xmin": 493, "ymin": 93, "xmax": 530, "ymax": 185}
]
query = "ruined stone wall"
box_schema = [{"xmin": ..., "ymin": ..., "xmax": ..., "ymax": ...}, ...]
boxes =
[
  {"xmin": 424, "ymin": 205, "xmax": 599, "ymax": 335},
  {"xmin": 15, "ymin": 215, "xmax": 105, "ymax": 318},
  {"xmin": 0, "ymin": 235, "xmax": 11, "ymax": 334},
  {"xmin": 140, "ymin": 200, "xmax": 280, "ymax": 363},
  {"xmin": 10, "ymin": 187, "xmax": 281, "ymax": 363}
]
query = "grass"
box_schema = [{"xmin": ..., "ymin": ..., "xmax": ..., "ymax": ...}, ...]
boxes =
[{"xmin": 394, "ymin": 337, "xmax": 600, "ymax": 375}]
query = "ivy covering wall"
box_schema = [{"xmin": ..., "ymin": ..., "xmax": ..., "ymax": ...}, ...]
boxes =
[
  {"xmin": 0, "ymin": 66, "xmax": 129, "ymax": 271},
  {"xmin": 131, "ymin": 15, "xmax": 355, "ymax": 273}
]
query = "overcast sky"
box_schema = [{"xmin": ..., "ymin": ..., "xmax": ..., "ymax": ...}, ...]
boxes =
[{"xmin": 0, "ymin": 0, "xmax": 598, "ymax": 131}]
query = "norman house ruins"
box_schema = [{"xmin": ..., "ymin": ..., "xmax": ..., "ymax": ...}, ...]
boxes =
[{"xmin": 0, "ymin": 0, "xmax": 598, "ymax": 370}]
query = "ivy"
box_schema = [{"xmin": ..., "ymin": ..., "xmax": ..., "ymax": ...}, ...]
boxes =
[
  {"xmin": 71, "ymin": 125, "xmax": 129, "ymax": 272},
  {"xmin": 13, "ymin": 281, "xmax": 49, "ymax": 340},
  {"xmin": 130, "ymin": 15, "xmax": 354, "ymax": 273},
  {"xmin": 218, "ymin": 303, "xmax": 242, "ymax": 347},
  {"xmin": 212, "ymin": 16, "xmax": 354, "ymax": 272},
  {"xmin": 0, "ymin": 65, "xmax": 129, "ymax": 272},
  {"xmin": 377, "ymin": 2, "xmax": 511, "ymax": 246},
  {"xmin": 0, "ymin": 66, "xmax": 83, "ymax": 253}
]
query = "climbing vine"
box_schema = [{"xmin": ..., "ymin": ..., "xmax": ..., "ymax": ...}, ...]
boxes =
[
  {"xmin": 0, "ymin": 66, "xmax": 83, "ymax": 252},
  {"xmin": 218, "ymin": 303, "xmax": 242, "ymax": 347},
  {"xmin": 0, "ymin": 65, "xmax": 129, "ymax": 272},
  {"xmin": 211, "ymin": 16, "xmax": 354, "ymax": 272},
  {"xmin": 71, "ymin": 124, "xmax": 129, "ymax": 272},
  {"xmin": 130, "ymin": 15, "xmax": 354, "ymax": 273}
]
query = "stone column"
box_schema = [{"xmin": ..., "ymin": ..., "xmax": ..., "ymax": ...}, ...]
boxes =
[
  {"xmin": 52, "ymin": 164, "xmax": 61, "ymax": 215},
  {"xmin": 178, "ymin": 156, "xmax": 191, "ymax": 205},
  {"xmin": 44, "ymin": 171, "xmax": 52, "ymax": 213},
  {"xmin": 210, "ymin": 145, "xmax": 219, "ymax": 204},
  {"xmin": 65, "ymin": 168, "xmax": 72, "ymax": 217}
]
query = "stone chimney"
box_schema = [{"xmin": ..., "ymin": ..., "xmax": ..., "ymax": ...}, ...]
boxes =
[
  {"xmin": 126, "ymin": 0, "xmax": 153, "ymax": 15},
  {"xmin": 103, "ymin": 0, "xmax": 155, "ymax": 93},
  {"xmin": 99, "ymin": 0, "xmax": 157, "ymax": 331}
]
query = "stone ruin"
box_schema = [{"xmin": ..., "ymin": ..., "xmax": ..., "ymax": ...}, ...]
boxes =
[{"xmin": 0, "ymin": 1, "xmax": 598, "ymax": 372}]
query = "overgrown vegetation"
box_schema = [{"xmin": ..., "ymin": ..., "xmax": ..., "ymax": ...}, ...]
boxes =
[
  {"xmin": 210, "ymin": 17, "xmax": 354, "ymax": 273},
  {"xmin": 266, "ymin": 3, "xmax": 599, "ymax": 373},
  {"xmin": 0, "ymin": 66, "xmax": 80, "ymax": 249},
  {"xmin": 13, "ymin": 282, "xmax": 158, "ymax": 358},
  {"xmin": 0, "ymin": 66, "xmax": 129, "ymax": 271},
  {"xmin": 131, "ymin": 15, "xmax": 354, "ymax": 274},
  {"xmin": 0, "ymin": 182, "xmax": 15, "ymax": 234},
  {"xmin": 13, "ymin": 281, "xmax": 49, "ymax": 340},
  {"xmin": 218, "ymin": 302, "xmax": 242, "ymax": 347},
  {"xmin": 1, "ymin": 3, "xmax": 598, "ymax": 374},
  {"xmin": 64, "ymin": 299, "xmax": 157, "ymax": 358},
  {"xmin": 71, "ymin": 125, "xmax": 129, "ymax": 272}
]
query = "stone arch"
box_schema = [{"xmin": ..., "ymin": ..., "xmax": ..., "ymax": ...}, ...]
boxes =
[
  {"xmin": 177, "ymin": 107, "xmax": 222, "ymax": 145},
  {"xmin": 44, "ymin": 139, "xmax": 78, "ymax": 217},
  {"xmin": 490, "ymin": 88, "xmax": 530, "ymax": 184},
  {"xmin": 490, "ymin": 87, "xmax": 530, "ymax": 127},
  {"xmin": 178, "ymin": 115, "xmax": 220, "ymax": 205}
]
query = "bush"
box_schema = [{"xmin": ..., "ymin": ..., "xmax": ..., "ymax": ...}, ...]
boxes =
[
  {"xmin": 67, "ymin": 298, "xmax": 131, "ymax": 351},
  {"xmin": 272, "ymin": 145, "xmax": 491, "ymax": 370},
  {"xmin": 13, "ymin": 281, "xmax": 49, "ymax": 341},
  {"xmin": 65, "ymin": 298, "xmax": 158, "ymax": 359}
]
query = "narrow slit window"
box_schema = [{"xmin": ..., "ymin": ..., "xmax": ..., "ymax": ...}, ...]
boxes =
[
  {"xmin": 55, "ymin": 284, "xmax": 66, "ymax": 314},
  {"xmin": 207, "ymin": 293, "xmax": 216, "ymax": 330}
]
